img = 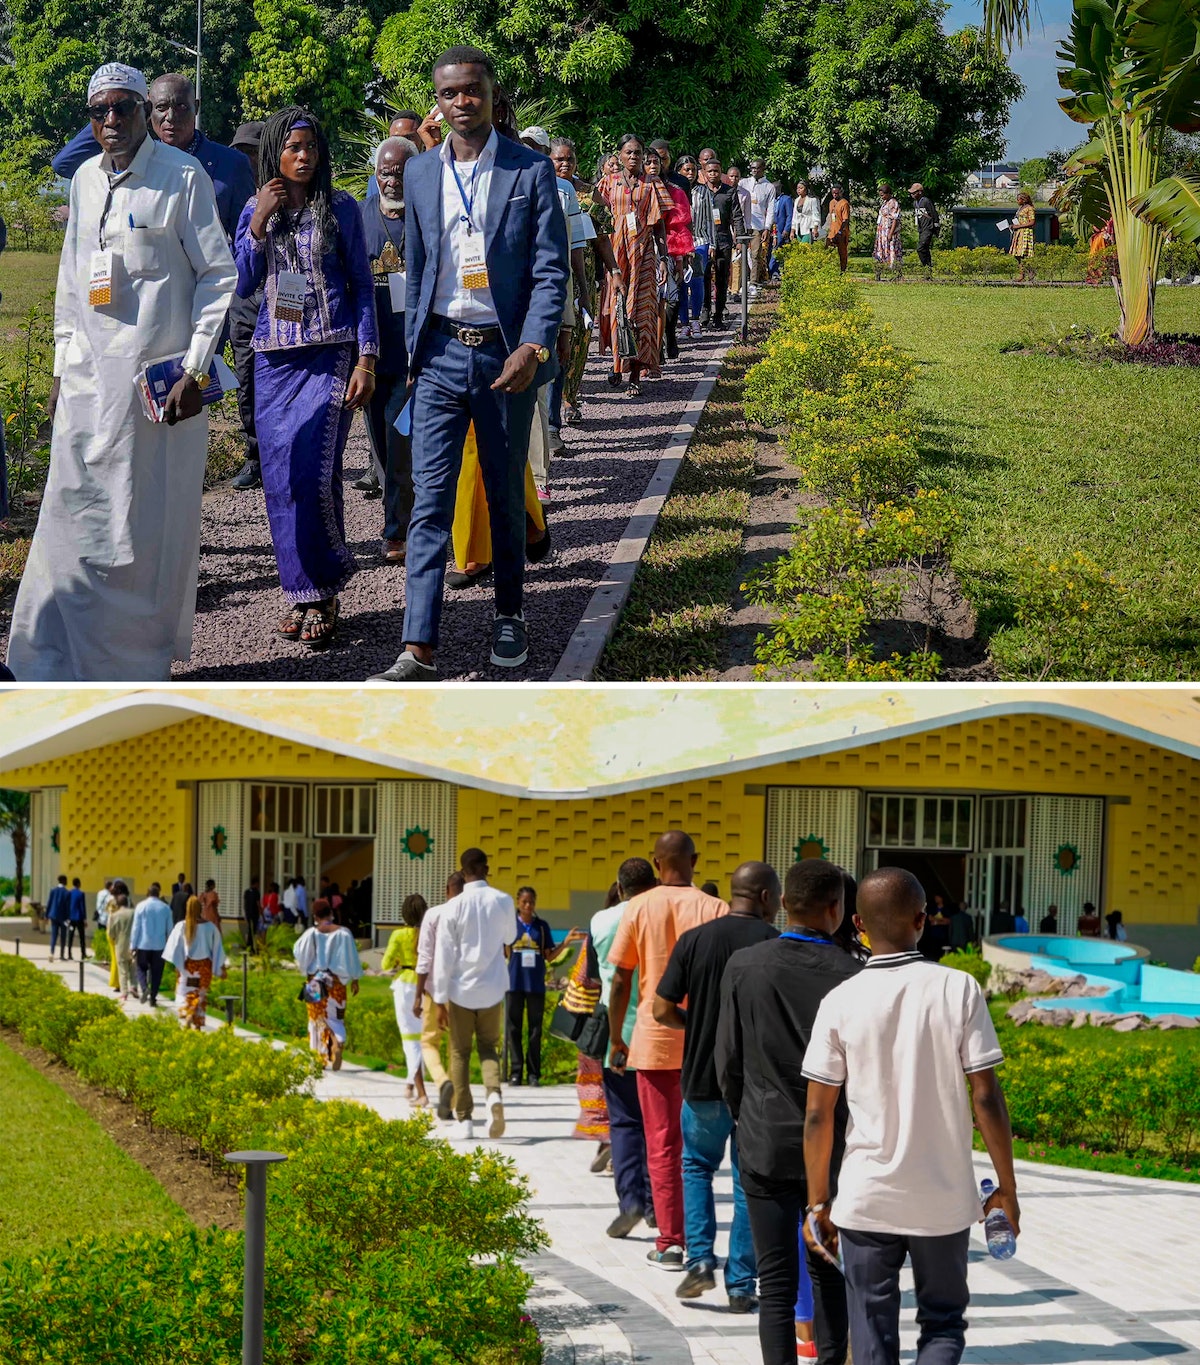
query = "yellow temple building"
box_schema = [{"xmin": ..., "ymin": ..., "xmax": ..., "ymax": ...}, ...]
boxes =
[{"xmin": 1, "ymin": 686, "xmax": 1198, "ymax": 964}]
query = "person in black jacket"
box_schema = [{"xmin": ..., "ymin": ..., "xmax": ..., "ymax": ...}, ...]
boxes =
[
  {"xmin": 716, "ymin": 859, "xmax": 861, "ymax": 1365},
  {"xmin": 702, "ymin": 158, "xmax": 745, "ymax": 329}
]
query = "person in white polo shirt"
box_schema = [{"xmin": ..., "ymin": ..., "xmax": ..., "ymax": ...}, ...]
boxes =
[
  {"xmin": 430, "ymin": 847, "xmax": 519, "ymax": 1141},
  {"xmin": 801, "ymin": 866, "xmax": 1019, "ymax": 1365}
]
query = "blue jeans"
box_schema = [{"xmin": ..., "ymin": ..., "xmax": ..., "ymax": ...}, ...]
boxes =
[
  {"xmin": 404, "ymin": 328, "xmax": 537, "ymax": 646},
  {"xmin": 681, "ymin": 1099, "xmax": 757, "ymax": 1296},
  {"xmin": 688, "ymin": 244, "xmax": 709, "ymax": 322}
]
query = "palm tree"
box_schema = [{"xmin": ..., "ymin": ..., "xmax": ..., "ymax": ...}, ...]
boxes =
[
  {"xmin": 334, "ymin": 85, "xmax": 577, "ymax": 197},
  {"xmin": 0, "ymin": 790, "xmax": 30, "ymax": 906},
  {"xmin": 981, "ymin": 0, "xmax": 1200, "ymax": 344}
]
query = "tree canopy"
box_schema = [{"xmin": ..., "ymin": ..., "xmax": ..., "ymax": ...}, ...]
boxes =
[
  {"xmin": 373, "ymin": 0, "xmax": 775, "ymax": 171},
  {"xmin": 750, "ymin": 0, "xmax": 1021, "ymax": 201}
]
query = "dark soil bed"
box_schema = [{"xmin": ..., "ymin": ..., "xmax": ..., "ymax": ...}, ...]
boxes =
[{"xmin": 0, "ymin": 1026, "xmax": 244, "ymax": 1231}]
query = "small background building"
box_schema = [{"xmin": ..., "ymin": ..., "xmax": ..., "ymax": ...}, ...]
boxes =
[{"xmin": 1, "ymin": 688, "xmax": 1199, "ymax": 965}]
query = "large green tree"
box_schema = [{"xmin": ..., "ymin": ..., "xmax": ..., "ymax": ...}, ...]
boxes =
[
  {"xmin": 373, "ymin": 0, "xmax": 774, "ymax": 170},
  {"xmin": 238, "ymin": 0, "xmax": 374, "ymax": 151},
  {"xmin": 750, "ymin": 0, "xmax": 1021, "ymax": 201}
]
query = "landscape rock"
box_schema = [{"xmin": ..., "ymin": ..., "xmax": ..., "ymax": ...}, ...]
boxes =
[
  {"xmin": 1110, "ymin": 1016, "xmax": 1145, "ymax": 1032},
  {"xmin": 1006, "ymin": 999, "xmax": 1042, "ymax": 1025},
  {"xmin": 1149, "ymin": 1014, "xmax": 1200, "ymax": 1030}
]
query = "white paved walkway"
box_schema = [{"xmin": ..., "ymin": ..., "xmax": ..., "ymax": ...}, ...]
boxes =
[{"xmin": 5, "ymin": 934, "xmax": 1200, "ymax": 1365}]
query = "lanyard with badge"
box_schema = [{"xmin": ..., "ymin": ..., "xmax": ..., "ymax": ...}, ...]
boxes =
[
  {"xmin": 451, "ymin": 148, "xmax": 489, "ymax": 289},
  {"xmin": 273, "ymin": 227, "xmax": 308, "ymax": 325},
  {"xmin": 89, "ymin": 170, "xmax": 131, "ymax": 307}
]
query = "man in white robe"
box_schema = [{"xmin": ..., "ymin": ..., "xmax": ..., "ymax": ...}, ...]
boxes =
[{"xmin": 6, "ymin": 62, "xmax": 236, "ymax": 681}]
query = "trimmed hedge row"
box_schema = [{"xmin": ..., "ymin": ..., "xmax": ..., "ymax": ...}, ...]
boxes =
[
  {"xmin": 742, "ymin": 246, "xmax": 957, "ymax": 679},
  {"xmin": 0, "ymin": 957, "xmax": 544, "ymax": 1364}
]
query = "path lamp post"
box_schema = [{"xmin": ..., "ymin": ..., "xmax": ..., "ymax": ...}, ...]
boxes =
[
  {"xmin": 78, "ymin": 958, "xmax": 85, "ymax": 992},
  {"xmin": 241, "ymin": 950, "xmax": 249, "ymax": 1023},
  {"xmin": 163, "ymin": 12, "xmax": 202, "ymax": 128},
  {"xmin": 736, "ymin": 232, "xmax": 752, "ymax": 343},
  {"xmin": 220, "ymin": 994, "xmax": 238, "ymax": 1026},
  {"xmin": 224, "ymin": 1150, "xmax": 287, "ymax": 1365},
  {"xmin": 13, "ymin": 938, "xmax": 19, "ymax": 956}
]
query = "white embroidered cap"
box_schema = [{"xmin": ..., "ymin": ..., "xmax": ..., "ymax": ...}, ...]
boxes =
[{"xmin": 87, "ymin": 63, "xmax": 150, "ymax": 104}]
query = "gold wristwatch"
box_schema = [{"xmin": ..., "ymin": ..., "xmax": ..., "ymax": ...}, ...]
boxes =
[
  {"xmin": 533, "ymin": 345, "xmax": 551, "ymax": 363},
  {"xmin": 182, "ymin": 363, "xmax": 208, "ymax": 387}
]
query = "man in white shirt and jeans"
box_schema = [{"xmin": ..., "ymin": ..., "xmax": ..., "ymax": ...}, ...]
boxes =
[
  {"xmin": 802, "ymin": 866, "xmax": 1019, "ymax": 1365},
  {"xmin": 431, "ymin": 847, "xmax": 518, "ymax": 1140},
  {"xmin": 414, "ymin": 869, "xmax": 465, "ymax": 1118},
  {"xmin": 738, "ymin": 160, "xmax": 777, "ymax": 290}
]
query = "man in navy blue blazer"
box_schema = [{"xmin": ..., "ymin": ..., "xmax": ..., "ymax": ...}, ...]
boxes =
[{"xmin": 372, "ymin": 46, "xmax": 569, "ymax": 681}]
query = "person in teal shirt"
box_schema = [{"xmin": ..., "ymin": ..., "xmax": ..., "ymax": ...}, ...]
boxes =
[{"xmin": 590, "ymin": 857, "xmax": 657, "ymax": 1238}]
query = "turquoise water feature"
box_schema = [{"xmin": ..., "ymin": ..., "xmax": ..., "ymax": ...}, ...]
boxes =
[{"xmin": 993, "ymin": 934, "xmax": 1200, "ymax": 1018}]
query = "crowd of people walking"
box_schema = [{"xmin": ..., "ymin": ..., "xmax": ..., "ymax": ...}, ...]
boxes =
[{"xmin": 6, "ymin": 47, "xmax": 955, "ymax": 683}]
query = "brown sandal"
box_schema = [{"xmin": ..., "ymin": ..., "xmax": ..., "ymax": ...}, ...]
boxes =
[
  {"xmin": 301, "ymin": 598, "xmax": 339, "ymax": 650},
  {"xmin": 277, "ymin": 604, "xmax": 307, "ymax": 639}
]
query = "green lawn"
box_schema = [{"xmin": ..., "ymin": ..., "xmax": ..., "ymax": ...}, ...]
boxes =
[
  {"xmin": 0, "ymin": 250, "xmax": 58, "ymax": 366},
  {"xmin": 868, "ymin": 283, "xmax": 1200, "ymax": 678},
  {"xmin": 0, "ymin": 1037, "xmax": 189, "ymax": 1255}
]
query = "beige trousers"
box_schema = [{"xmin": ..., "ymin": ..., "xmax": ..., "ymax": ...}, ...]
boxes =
[
  {"xmin": 446, "ymin": 999, "xmax": 503, "ymax": 1121},
  {"xmin": 420, "ymin": 996, "xmax": 449, "ymax": 1088}
]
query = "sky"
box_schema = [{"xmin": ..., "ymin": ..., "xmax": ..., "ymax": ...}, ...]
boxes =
[{"xmin": 945, "ymin": 0, "xmax": 1079, "ymax": 161}]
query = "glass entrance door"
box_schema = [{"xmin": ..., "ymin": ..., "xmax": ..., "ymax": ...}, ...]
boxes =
[{"xmin": 976, "ymin": 797, "xmax": 1029, "ymax": 922}]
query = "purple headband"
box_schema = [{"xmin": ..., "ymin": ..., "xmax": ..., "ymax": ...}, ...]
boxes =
[{"xmin": 289, "ymin": 118, "xmax": 313, "ymax": 132}]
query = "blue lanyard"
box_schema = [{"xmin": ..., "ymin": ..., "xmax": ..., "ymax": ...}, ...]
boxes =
[
  {"xmin": 779, "ymin": 931, "xmax": 837, "ymax": 946},
  {"xmin": 450, "ymin": 148, "xmax": 481, "ymax": 235}
]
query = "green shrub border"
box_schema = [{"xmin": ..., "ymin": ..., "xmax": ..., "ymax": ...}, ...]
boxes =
[{"xmin": 0, "ymin": 956, "xmax": 546, "ymax": 1365}]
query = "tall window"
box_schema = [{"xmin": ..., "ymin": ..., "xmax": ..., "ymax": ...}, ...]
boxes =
[{"xmin": 865, "ymin": 794, "xmax": 974, "ymax": 850}]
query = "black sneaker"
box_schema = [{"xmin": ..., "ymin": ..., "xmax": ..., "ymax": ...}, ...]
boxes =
[
  {"xmin": 727, "ymin": 1295, "xmax": 759, "ymax": 1315},
  {"xmin": 676, "ymin": 1264, "xmax": 717, "ymax": 1299},
  {"xmin": 231, "ymin": 459, "xmax": 261, "ymax": 490},
  {"xmin": 370, "ymin": 651, "xmax": 439, "ymax": 683},
  {"xmin": 353, "ymin": 470, "xmax": 380, "ymax": 492},
  {"xmin": 491, "ymin": 614, "xmax": 528, "ymax": 668},
  {"xmin": 647, "ymin": 1247, "xmax": 685, "ymax": 1272},
  {"xmin": 437, "ymin": 1079, "xmax": 454, "ymax": 1121},
  {"xmin": 606, "ymin": 1208, "xmax": 643, "ymax": 1239}
]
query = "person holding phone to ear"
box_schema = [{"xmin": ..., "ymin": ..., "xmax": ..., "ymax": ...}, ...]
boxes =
[{"xmin": 802, "ymin": 867, "xmax": 1018, "ymax": 1365}]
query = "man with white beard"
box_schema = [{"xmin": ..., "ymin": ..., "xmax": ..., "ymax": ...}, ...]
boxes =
[{"xmin": 358, "ymin": 136, "xmax": 420, "ymax": 565}]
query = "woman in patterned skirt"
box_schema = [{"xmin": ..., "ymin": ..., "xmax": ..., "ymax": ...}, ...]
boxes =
[
  {"xmin": 1009, "ymin": 190, "xmax": 1037, "ymax": 282},
  {"xmin": 163, "ymin": 895, "xmax": 226, "ymax": 1030},
  {"xmin": 597, "ymin": 135, "xmax": 670, "ymax": 396},
  {"xmin": 233, "ymin": 106, "xmax": 378, "ymax": 649},
  {"xmin": 873, "ymin": 182, "xmax": 903, "ymax": 279}
]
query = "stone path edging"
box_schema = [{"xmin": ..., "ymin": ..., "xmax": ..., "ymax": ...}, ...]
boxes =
[{"xmin": 550, "ymin": 334, "xmax": 735, "ymax": 681}]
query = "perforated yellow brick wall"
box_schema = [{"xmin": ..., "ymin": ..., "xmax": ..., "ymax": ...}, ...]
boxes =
[
  {"xmin": 455, "ymin": 716, "xmax": 1200, "ymax": 922},
  {"xmin": 2, "ymin": 716, "xmax": 406, "ymax": 893},
  {"xmin": 6, "ymin": 711, "xmax": 1198, "ymax": 924}
]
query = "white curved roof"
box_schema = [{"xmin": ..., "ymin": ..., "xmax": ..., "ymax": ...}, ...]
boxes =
[{"xmin": 0, "ymin": 686, "xmax": 1196, "ymax": 798}]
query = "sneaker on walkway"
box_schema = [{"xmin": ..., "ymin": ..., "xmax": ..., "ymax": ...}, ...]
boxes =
[
  {"xmin": 486, "ymin": 1091, "xmax": 506, "ymax": 1138},
  {"xmin": 452, "ymin": 1118, "xmax": 475, "ymax": 1141},
  {"xmin": 231, "ymin": 459, "xmax": 261, "ymax": 490},
  {"xmin": 353, "ymin": 469, "xmax": 380, "ymax": 492},
  {"xmin": 589, "ymin": 1142, "xmax": 612, "ymax": 1173},
  {"xmin": 727, "ymin": 1295, "xmax": 759, "ymax": 1314},
  {"xmin": 676, "ymin": 1263, "xmax": 717, "ymax": 1299},
  {"xmin": 646, "ymin": 1247, "xmax": 685, "ymax": 1271},
  {"xmin": 606, "ymin": 1208, "xmax": 644, "ymax": 1239},
  {"xmin": 437, "ymin": 1079, "xmax": 454, "ymax": 1121},
  {"xmin": 535, "ymin": 481, "xmax": 549, "ymax": 503},
  {"xmin": 798, "ymin": 1342, "xmax": 818, "ymax": 1358},
  {"xmin": 491, "ymin": 615, "xmax": 528, "ymax": 669},
  {"xmin": 370, "ymin": 650, "xmax": 438, "ymax": 683}
]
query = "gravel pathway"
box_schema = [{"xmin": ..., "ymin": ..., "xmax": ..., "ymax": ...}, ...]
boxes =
[{"xmin": 171, "ymin": 333, "xmax": 726, "ymax": 682}]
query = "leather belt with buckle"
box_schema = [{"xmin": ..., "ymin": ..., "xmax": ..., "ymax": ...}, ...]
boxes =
[{"xmin": 431, "ymin": 314, "xmax": 503, "ymax": 348}]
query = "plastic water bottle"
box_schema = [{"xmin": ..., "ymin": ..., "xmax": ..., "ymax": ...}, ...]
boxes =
[{"xmin": 979, "ymin": 1178, "xmax": 1017, "ymax": 1259}]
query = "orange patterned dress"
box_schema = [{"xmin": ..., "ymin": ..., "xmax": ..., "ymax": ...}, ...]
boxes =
[
  {"xmin": 597, "ymin": 172, "xmax": 670, "ymax": 375},
  {"xmin": 306, "ymin": 974, "xmax": 348, "ymax": 1067},
  {"xmin": 179, "ymin": 957, "xmax": 213, "ymax": 1030}
]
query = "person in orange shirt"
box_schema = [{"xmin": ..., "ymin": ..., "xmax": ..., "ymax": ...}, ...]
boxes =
[
  {"xmin": 826, "ymin": 185, "xmax": 852, "ymax": 274},
  {"xmin": 608, "ymin": 830, "xmax": 729, "ymax": 1270}
]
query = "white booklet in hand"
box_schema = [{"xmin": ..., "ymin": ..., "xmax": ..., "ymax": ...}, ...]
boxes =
[{"xmin": 997, "ymin": 219, "xmax": 1011, "ymax": 232}]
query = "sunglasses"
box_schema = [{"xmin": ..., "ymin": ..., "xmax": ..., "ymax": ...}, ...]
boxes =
[{"xmin": 87, "ymin": 97, "xmax": 142, "ymax": 122}]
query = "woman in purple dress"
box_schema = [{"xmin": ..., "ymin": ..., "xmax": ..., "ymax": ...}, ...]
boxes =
[{"xmin": 234, "ymin": 106, "xmax": 378, "ymax": 648}]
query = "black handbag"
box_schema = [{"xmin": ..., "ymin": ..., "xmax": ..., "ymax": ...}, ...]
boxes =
[
  {"xmin": 575, "ymin": 1002, "xmax": 610, "ymax": 1061},
  {"xmin": 614, "ymin": 291, "xmax": 638, "ymax": 360},
  {"xmin": 549, "ymin": 1000, "xmax": 588, "ymax": 1044}
]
